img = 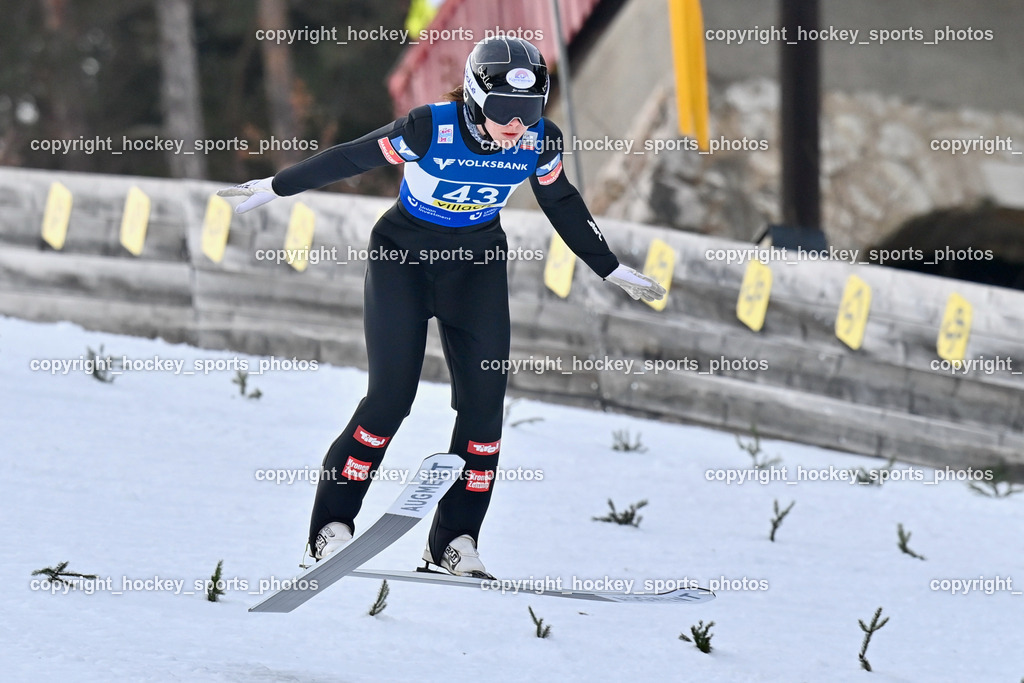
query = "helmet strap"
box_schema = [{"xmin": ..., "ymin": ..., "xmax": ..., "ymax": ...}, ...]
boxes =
[{"xmin": 462, "ymin": 103, "xmax": 494, "ymax": 146}]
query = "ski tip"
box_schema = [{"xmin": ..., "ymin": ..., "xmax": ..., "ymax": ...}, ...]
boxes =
[
  {"xmin": 420, "ymin": 453, "xmax": 465, "ymax": 477},
  {"xmin": 427, "ymin": 452, "xmax": 463, "ymax": 460},
  {"xmin": 665, "ymin": 587, "xmax": 716, "ymax": 603},
  {"xmin": 386, "ymin": 455, "xmax": 466, "ymax": 519},
  {"xmin": 248, "ymin": 602, "xmax": 291, "ymax": 613},
  {"xmin": 605, "ymin": 587, "xmax": 716, "ymax": 604}
]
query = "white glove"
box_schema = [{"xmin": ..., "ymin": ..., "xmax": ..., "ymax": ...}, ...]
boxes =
[
  {"xmin": 606, "ymin": 264, "xmax": 667, "ymax": 303},
  {"xmin": 216, "ymin": 176, "xmax": 279, "ymax": 214}
]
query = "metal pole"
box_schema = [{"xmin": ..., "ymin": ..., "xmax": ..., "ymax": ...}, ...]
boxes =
[
  {"xmin": 549, "ymin": 0, "xmax": 585, "ymax": 197},
  {"xmin": 779, "ymin": 0, "xmax": 820, "ymax": 232}
]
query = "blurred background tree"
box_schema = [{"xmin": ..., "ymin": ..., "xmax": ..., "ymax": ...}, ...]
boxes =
[{"xmin": 0, "ymin": 0, "xmax": 410, "ymax": 193}]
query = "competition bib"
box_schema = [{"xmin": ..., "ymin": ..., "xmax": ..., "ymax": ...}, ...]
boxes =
[{"xmin": 394, "ymin": 102, "xmax": 544, "ymax": 228}]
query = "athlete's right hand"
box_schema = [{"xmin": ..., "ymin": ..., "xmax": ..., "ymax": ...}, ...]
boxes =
[{"xmin": 216, "ymin": 176, "xmax": 279, "ymax": 214}]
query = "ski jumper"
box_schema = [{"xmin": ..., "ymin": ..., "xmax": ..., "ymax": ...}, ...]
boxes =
[{"xmin": 271, "ymin": 101, "xmax": 618, "ymax": 562}]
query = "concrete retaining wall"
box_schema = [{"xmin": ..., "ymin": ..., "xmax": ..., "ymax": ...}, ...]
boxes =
[{"xmin": 1, "ymin": 167, "xmax": 1021, "ymax": 474}]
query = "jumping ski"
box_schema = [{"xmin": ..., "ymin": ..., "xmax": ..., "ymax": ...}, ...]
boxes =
[
  {"xmin": 348, "ymin": 568, "xmax": 716, "ymax": 604},
  {"xmin": 249, "ymin": 453, "xmax": 464, "ymax": 613}
]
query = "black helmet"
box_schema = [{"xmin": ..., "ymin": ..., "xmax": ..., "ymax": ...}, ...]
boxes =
[{"xmin": 463, "ymin": 36, "xmax": 549, "ymax": 127}]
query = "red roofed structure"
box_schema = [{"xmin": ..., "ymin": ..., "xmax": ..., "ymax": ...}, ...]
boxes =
[{"xmin": 387, "ymin": 0, "xmax": 603, "ymax": 116}]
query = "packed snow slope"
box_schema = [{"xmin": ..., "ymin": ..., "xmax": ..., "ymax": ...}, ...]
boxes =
[{"xmin": 1, "ymin": 316, "xmax": 1021, "ymax": 682}]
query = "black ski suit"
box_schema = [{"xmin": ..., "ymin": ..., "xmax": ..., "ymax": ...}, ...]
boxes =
[{"xmin": 271, "ymin": 102, "xmax": 618, "ymax": 562}]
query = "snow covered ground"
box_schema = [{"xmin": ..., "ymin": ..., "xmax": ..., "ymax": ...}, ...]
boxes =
[{"xmin": 2, "ymin": 315, "xmax": 1021, "ymax": 682}]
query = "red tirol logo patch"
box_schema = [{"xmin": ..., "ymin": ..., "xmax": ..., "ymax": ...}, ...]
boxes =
[
  {"xmin": 468, "ymin": 439, "xmax": 500, "ymax": 455},
  {"xmin": 465, "ymin": 470, "xmax": 494, "ymax": 492},
  {"xmin": 354, "ymin": 425, "xmax": 389, "ymax": 448},
  {"xmin": 341, "ymin": 456, "xmax": 372, "ymax": 481}
]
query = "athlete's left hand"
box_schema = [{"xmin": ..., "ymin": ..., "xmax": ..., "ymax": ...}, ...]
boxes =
[{"xmin": 606, "ymin": 264, "xmax": 667, "ymax": 302}]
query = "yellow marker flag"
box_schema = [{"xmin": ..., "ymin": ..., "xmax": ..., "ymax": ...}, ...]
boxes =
[
  {"xmin": 544, "ymin": 232, "xmax": 576, "ymax": 299},
  {"xmin": 201, "ymin": 195, "xmax": 232, "ymax": 264},
  {"xmin": 642, "ymin": 239, "xmax": 676, "ymax": 311},
  {"xmin": 835, "ymin": 274, "xmax": 872, "ymax": 350},
  {"xmin": 41, "ymin": 182, "xmax": 73, "ymax": 250},
  {"xmin": 937, "ymin": 292, "xmax": 972, "ymax": 364},
  {"xmin": 284, "ymin": 202, "xmax": 316, "ymax": 272},
  {"xmin": 119, "ymin": 186, "xmax": 151, "ymax": 256},
  {"xmin": 668, "ymin": 0, "xmax": 709, "ymax": 150},
  {"xmin": 736, "ymin": 260, "xmax": 772, "ymax": 331}
]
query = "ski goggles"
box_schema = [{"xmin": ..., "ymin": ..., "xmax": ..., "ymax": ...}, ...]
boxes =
[{"xmin": 481, "ymin": 93, "xmax": 545, "ymax": 127}]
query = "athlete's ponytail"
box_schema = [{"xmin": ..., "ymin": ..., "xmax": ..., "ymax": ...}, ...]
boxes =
[{"xmin": 443, "ymin": 85, "xmax": 464, "ymax": 102}]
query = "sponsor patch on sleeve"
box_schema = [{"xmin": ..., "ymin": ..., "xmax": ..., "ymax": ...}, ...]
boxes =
[
  {"xmin": 468, "ymin": 439, "xmax": 501, "ymax": 455},
  {"xmin": 537, "ymin": 154, "xmax": 562, "ymax": 185},
  {"xmin": 377, "ymin": 137, "xmax": 404, "ymax": 165},
  {"xmin": 394, "ymin": 135, "xmax": 420, "ymax": 161},
  {"xmin": 341, "ymin": 456, "xmax": 373, "ymax": 481},
  {"xmin": 354, "ymin": 425, "xmax": 390, "ymax": 448},
  {"xmin": 465, "ymin": 469, "xmax": 495, "ymax": 492}
]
